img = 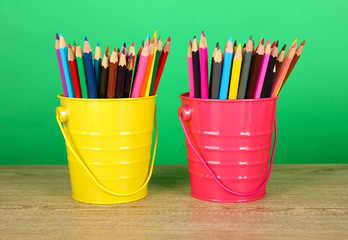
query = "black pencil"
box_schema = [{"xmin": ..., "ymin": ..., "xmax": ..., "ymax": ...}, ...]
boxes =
[
  {"xmin": 210, "ymin": 43, "xmax": 222, "ymax": 99},
  {"xmin": 237, "ymin": 35, "xmax": 253, "ymax": 99},
  {"xmin": 192, "ymin": 36, "xmax": 201, "ymax": 98},
  {"xmin": 99, "ymin": 47, "xmax": 109, "ymax": 98},
  {"xmin": 115, "ymin": 48, "xmax": 127, "ymax": 98},
  {"xmin": 261, "ymin": 41, "xmax": 278, "ymax": 98},
  {"xmin": 123, "ymin": 53, "xmax": 134, "ymax": 98}
]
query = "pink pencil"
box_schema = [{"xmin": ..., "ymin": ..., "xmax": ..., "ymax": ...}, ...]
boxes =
[
  {"xmin": 199, "ymin": 31, "xmax": 208, "ymax": 99},
  {"xmin": 254, "ymin": 39, "xmax": 271, "ymax": 98},
  {"xmin": 187, "ymin": 41, "xmax": 194, "ymax": 98},
  {"xmin": 55, "ymin": 33, "xmax": 68, "ymax": 97},
  {"xmin": 131, "ymin": 41, "xmax": 149, "ymax": 98}
]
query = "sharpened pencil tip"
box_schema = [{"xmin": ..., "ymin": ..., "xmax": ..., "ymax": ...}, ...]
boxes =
[
  {"xmin": 123, "ymin": 42, "xmax": 126, "ymax": 48},
  {"xmin": 85, "ymin": 37, "xmax": 88, "ymax": 41},
  {"xmin": 141, "ymin": 39, "xmax": 144, "ymax": 46},
  {"xmin": 216, "ymin": 42, "xmax": 219, "ymax": 47},
  {"xmin": 282, "ymin": 44, "xmax": 286, "ymax": 51},
  {"xmin": 122, "ymin": 48, "xmax": 125, "ymax": 54},
  {"xmin": 73, "ymin": 41, "xmax": 76, "ymax": 46},
  {"xmin": 267, "ymin": 39, "xmax": 271, "ymax": 44},
  {"xmin": 229, "ymin": 37, "xmax": 232, "ymax": 42},
  {"xmin": 238, "ymin": 43, "xmax": 241, "ymax": 49},
  {"xmin": 193, "ymin": 36, "xmax": 196, "ymax": 39},
  {"xmin": 97, "ymin": 42, "xmax": 99, "ymax": 47},
  {"xmin": 167, "ymin": 36, "xmax": 171, "ymax": 41},
  {"xmin": 276, "ymin": 40, "xmax": 279, "ymax": 47},
  {"xmin": 147, "ymin": 34, "xmax": 150, "ymax": 40},
  {"xmin": 113, "ymin": 47, "xmax": 116, "ymax": 51},
  {"xmin": 294, "ymin": 38, "xmax": 297, "ymax": 43},
  {"xmin": 202, "ymin": 31, "xmax": 205, "ymax": 37},
  {"xmin": 117, "ymin": 48, "xmax": 120, "ymax": 52},
  {"xmin": 68, "ymin": 44, "xmax": 71, "ymax": 48},
  {"xmin": 234, "ymin": 40, "xmax": 237, "ymax": 46},
  {"xmin": 60, "ymin": 33, "xmax": 63, "ymax": 37},
  {"xmin": 249, "ymin": 35, "xmax": 252, "ymax": 40},
  {"xmin": 131, "ymin": 42, "xmax": 134, "ymax": 47},
  {"xmin": 56, "ymin": 33, "xmax": 59, "ymax": 40},
  {"xmin": 243, "ymin": 43, "xmax": 246, "ymax": 48},
  {"xmin": 301, "ymin": 40, "xmax": 305, "ymax": 46},
  {"xmin": 261, "ymin": 38, "xmax": 264, "ymax": 45},
  {"xmin": 106, "ymin": 45, "xmax": 109, "ymax": 52},
  {"xmin": 154, "ymin": 31, "xmax": 157, "ymax": 38},
  {"xmin": 189, "ymin": 40, "xmax": 192, "ymax": 45},
  {"xmin": 217, "ymin": 45, "xmax": 220, "ymax": 50}
]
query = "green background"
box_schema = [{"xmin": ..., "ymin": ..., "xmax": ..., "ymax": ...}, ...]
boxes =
[{"xmin": 0, "ymin": 0, "xmax": 347, "ymax": 165}]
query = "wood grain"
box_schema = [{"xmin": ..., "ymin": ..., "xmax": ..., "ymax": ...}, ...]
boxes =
[{"xmin": 0, "ymin": 165, "xmax": 348, "ymax": 239}]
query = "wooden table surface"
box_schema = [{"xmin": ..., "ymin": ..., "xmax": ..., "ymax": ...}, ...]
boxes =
[{"xmin": 1, "ymin": 165, "xmax": 348, "ymax": 239}]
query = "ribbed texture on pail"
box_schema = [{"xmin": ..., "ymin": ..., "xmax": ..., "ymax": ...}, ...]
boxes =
[{"xmin": 180, "ymin": 93, "xmax": 277, "ymax": 203}]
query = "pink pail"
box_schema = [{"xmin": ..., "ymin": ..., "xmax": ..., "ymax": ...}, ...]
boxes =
[{"xmin": 178, "ymin": 92, "xmax": 278, "ymax": 203}]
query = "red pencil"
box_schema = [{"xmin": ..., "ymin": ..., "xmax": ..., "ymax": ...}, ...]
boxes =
[
  {"xmin": 68, "ymin": 44, "xmax": 82, "ymax": 98},
  {"xmin": 153, "ymin": 36, "xmax": 171, "ymax": 95}
]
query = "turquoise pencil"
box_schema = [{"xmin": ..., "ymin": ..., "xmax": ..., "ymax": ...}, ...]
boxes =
[
  {"xmin": 94, "ymin": 42, "xmax": 102, "ymax": 94},
  {"xmin": 59, "ymin": 33, "xmax": 75, "ymax": 97},
  {"xmin": 219, "ymin": 37, "xmax": 233, "ymax": 99}
]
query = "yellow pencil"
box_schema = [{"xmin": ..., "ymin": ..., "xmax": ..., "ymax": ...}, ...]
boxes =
[
  {"xmin": 145, "ymin": 31, "xmax": 158, "ymax": 96},
  {"xmin": 228, "ymin": 43, "xmax": 243, "ymax": 99}
]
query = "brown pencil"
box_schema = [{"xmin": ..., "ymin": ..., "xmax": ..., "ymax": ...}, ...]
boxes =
[
  {"xmin": 107, "ymin": 48, "xmax": 118, "ymax": 98},
  {"xmin": 246, "ymin": 38, "xmax": 264, "ymax": 99}
]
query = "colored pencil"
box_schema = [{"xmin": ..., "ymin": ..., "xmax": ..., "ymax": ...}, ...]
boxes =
[
  {"xmin": 123, "ymin": 54, "xmax": 134, "ymax": 98},
  {"xmin": 128, "ymin": 42, "xmax": 135, "ymax": 66},
  {"xmin": 238, "ymin": 35, "xmax": 253, "ymax": 99},
  {"xmin": 72, "ymin": 41, "xmax": 77, "ymax": 55},
  {"xmin": 150, "ymin": 38, "xmax": 163, "ymax": 95},
  {"xmin": 59, "ymin": 33, "xmax": 74, "ymax": 97},
  {"xmin": 210, "ymin": 43, "xmax": 222, "ymax": 99},
  {"xmin": 233, "ymin": 40, "xmax": 237, "ymax": 56},
  {"xmin": 94, "ymin": 42, "xmax": 102, "ymax": 94},
  {"xmin": 275, "ymin": 44, "xmax": 286, "ymax": 77},
  {"xmin": 219, "ymin": 37, "xmax": 233, "ymax": 99},
  {"xmin": 199, "ymin": 31, "xmax": 209, "ymax": 99},
  {"xmin": 187, "ymin": 40, "xmax": 195, "ymax": 98},
  {"xmin": 242, "ymin": 43, "xmax": 246, "ymax": 57},
  {"xmin": 132, "ymin": 41, "xmax": 143, "ymax": 87},
  {"xmin": 99, "ymin": 47, "xmax": 109, "ymax": 98},
  {"xmin": 208, "ymin": 43, "xmax": 218, "ymax": 97},
  {"xmin": 145, "ymin": 32, "xmax": 158, "ymax": 96},
  {"xmin": 261, "ymin": 41, "xmax": 278, "ymax": 98},
  {"xmin": 139, "ymin": 40, "xmax": 155, "ymax": 97},
  {"xmin": 131, "ymin": 42, "xmax": 149, "ymax": 98},
  {"xmin": 228, "ymin": 43, "xmax": 243, "ymax": 99},
  {"xmin": 245, "ymin": 38, "xmax": 264, "ymax": 99},
  {"xmin": 115, "ymin": 48, "xmax": 127, "ymax": 98},
  {"xmin": 68, "ymin": 44, "xmax": 82, "ymax": 98},
  {"xmin": 271, "ymin": 39, "xmax": 297, "ymax": 97},
  {"xmin": 83, "ymin": 37, "xmax": 98, "ymax": 98},
  {"xmin": 279, "ymin": 40, "xmax": 305, "ymax": 91},
  {"xmin": 191, "ymin": 36, "xmax": 201, "ymax": 98},
  {"xmin": 75, "ymin": 44, "xmax": 89, "ymax": 98},
  {"xmin": 55, "ymin": 33, "xmax": 68, "ymax": 97},
  {"xmin": 254, "ymin": 39, "xmax": 271, "ymax": 98},
  {"xmin": 153, "ymin": 36, "xmax": 171, "ymax": 95},
  {"xmin": 107, "ymin": 48, "xmax": 118, "ymax": 98},
  {"xmin": 266, "ymin": 65, "xmax": 277, "ymax": 97},
  {"xmin": 117, "ymin": 48, "xmax": 121, "ymax": 60}
]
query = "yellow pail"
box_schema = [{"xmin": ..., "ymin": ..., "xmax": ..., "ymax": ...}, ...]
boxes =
[{"xmin": 56, "ymin": 94, "xmax": 157, "ymax": 204}]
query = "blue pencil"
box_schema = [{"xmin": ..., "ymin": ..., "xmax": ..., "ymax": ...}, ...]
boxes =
[
  {"xmin": 219, "ymin": 37, "xmax": 233, "ymax": 99},
  {"xmin": 59, "ymin": 33, "xmax": 75, "ymax": 97},
  {"xmin": 83, "ymin": 37, "xmax": 98, "ymax": 98},
  {"xmin": 94, "ymin": 42, "xmax": 102, "ymax": 93}
]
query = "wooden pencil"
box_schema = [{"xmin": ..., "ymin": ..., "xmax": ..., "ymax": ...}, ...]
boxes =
[
  {"xmin": 275, "ymin": 44, "xmax": 286, "ymax": 77},
  {"xmin": 191, "ymin": 36, "xmax": 201, "ymax": 98},
  {"xmin": 233, "ymin": 40, "xmax": 237, "ymax": 57},
  {"xmin": 107, "ymin": 48, "xmax": 118, "ymax": 98},
  {"xmin": 59, "ymin": 33, "xmax": 74, "ymax": 97},
  {"xmin": 149, "ymin": 38, "xmax": 163, "ymax": 95},
  {"xmin": 128, "ymin": 42, "xmax": 136, "ymax": 66},
  {"xmin": 271, "ymin": 39, "xmax": 297, "ymax": 96},
  {"xmin": 123, "ymin": 54, "xmax": 134, "ymax": 98},
  {"xmin": 72, "ymin": 41, "xmax": 77, "ymax": 55},
  {"xmin": 83, "ymin": 37, "xmax": 98, "ymax": 98},
  {"xmin": 145, "ymin": 31, "xmax": 158, "ymax": 96},
  {"xmin": 242, "ymin": 43, "xmax": 246, "ymax": 57},
  {"xmin": 132, "ymin": 40, "xmax": 143, "ymax": 87},
  {"xmin": 245, "ymin": 38, "xmax": 264, "ymax": 99},
  {"xmin": 237, "ymin": 35, "xmax": 253, "ymax": 99},
  {"xmin": 187, "ymin": 40, "xmax": 195, "ymax": 98},
  {"xmin": 153, "ymin": 36, "xmax": 171, "ymax": 95},
  {"xmin": 75, "ymin": 44, "xmax": 89, "ymax": 98},
  {"xmin": 209, "ymin": 42, "xmax": 218, "ymax": 98},
  {"xmin": 117, "ymin": 47, "xmax": 121, "ymax": 60},
  {"xmin": 228, "ymin": 43, "xmax": 243, "ymax": 99},
  {"xmin": 68, "ymin": 44, "xmax": 82, "ymax": 98},
  {"xmin": 261, "ymin": 41, "xmax": 278, "ymax": 98},
  {"xmin": 199, "ymin": 31, "xmax": 209, "ymax": 99},
  {"xmin": 115, "ymin": 48, "xmax": 127, "ymax": 98},
  {"xmin": 55, "ymin": 33, "xmax": 68, "ymax": 97},
  {"xmin": 94, "ymin": 42, "xmax": 102, "ymax": 94},
  {"xmin": 254, "ymin": 39, "xmax": 271, "ymax": 99},
  {"xmin": 219, "ymin": 37, "xmax": 233, "ymax": 99},
  {"xmin": 210, "ymin": 43, "xmax": 222, "ymax": 99},
  {"xmin": 131, "ymin": 42, "xmax": 149, "ymax": 98},
  {"xmin": 99, "ymin": 47, "xmax": 109, "ymax": 98},
  {"xmin": 139, "ymin": 41, "xmax": 155, "ymax": 97},
  {"xmin": 279, "ymin": 40, "xmax": 305, "ymax": 92}
]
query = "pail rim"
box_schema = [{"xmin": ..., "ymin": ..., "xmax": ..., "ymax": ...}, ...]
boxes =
[
  {"xmin": 179, "ymin": 92, "xmax": 278, "ymax": 102},
  {"xmin": 58, "ymin": 93, "xmax": 158, "ymax": 102}
]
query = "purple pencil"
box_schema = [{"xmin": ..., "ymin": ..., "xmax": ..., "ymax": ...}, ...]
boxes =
[
  {"xmin": 199, "ymin": 31, "xmax": 208, "ymax": 99},
  {"xmin": 55, "ymin": 33, "xmax": 68, "ymax": 96},
  {"xmin": 254, "ymin": 39, "xmax": 271, "ymax": 99}
]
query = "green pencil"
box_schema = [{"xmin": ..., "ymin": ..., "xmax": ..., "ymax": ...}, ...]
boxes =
[
  {"xmin": 149, "ymin": 38, "xmax": 163, "ymax": 95},
  {"xmin": 76, "ymin": 44, "xmax": 89, "ymax": 98}
]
